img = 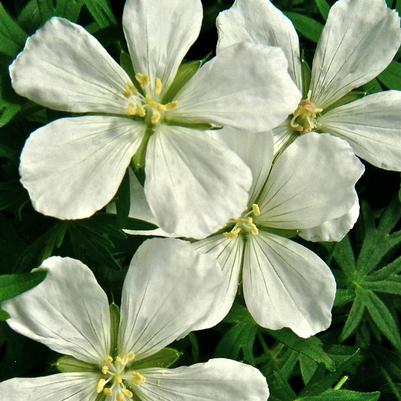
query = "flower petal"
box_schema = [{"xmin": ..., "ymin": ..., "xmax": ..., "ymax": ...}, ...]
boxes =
[
  {"xmin": 0, "ymin": 373, "xmax": 99, "ymax": 401},
  {"xmin": 20, "ymin": 116, "xmax": 144, "ymax": 219},
  {"xmin": 3, "ymin": 257, "xmax": 110, "ymax": 365},
  {"xmin": 243, "ymin": 233, "xmax": 336, "ymax": 337},
  {"xmin": 319, "ymin": 91, "xmax": 401, "ymax": 171},
  {"xmin": 144, "ymin": 126, "xmax": 252, "ymax": 239},
  {"xmin": 299, "ymin": 190, "xmax": 359, "ymax": 242},
  {"xmin": 310, "ymin": 0, "xmax": 401, "ymax": 109},
  {"xmin": 118, "ymin": 238, "xmax": 224, "ymax": 360},
  {"xmin": 170, "ymin": 42, "xmax": 301, "ymax": 132},
  {"xmin": 214, "ymin": 128, "xmax": 273, "ymax": 204},
  {"xmin": 127, "ymin": 359, "xmax": 269, "ymax": 401},
  {"xmin": 272, "ymin": 118, "xmax": 294, "ymax": 155},
  {"xmin": 123, "ymin": 0, "xmax": 202, "ymax": 97},
  {"xmin": 217, "ymin": 0, "xmax": 302, "ymax": 88},
  {"xmin": 256, "ymin": 133, "xmax": 364, "ymax": 230},
  {"xmin": 192, "ymin": 234, "xmax": 245, "ymax": 329},
  {"xmin": 10, "ymin": 17, "xmax": 134, "ymax": 114}
]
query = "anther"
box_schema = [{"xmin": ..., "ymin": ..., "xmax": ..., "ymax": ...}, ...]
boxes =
[
  {"xmin": 127, "ymin": 104, "xmax": 138, "ymax": 116},
  {"xmin": 117, "ymin": 392, "xmax": 126, "ymax": 401},
  {"xmin": 132, "ymin": 371, "xmax": 146, "ymax": 384},
  {"xmin": 155, "ymin": 77, "xmax": 163, "ymax": 96},
  {"xmin": 103, "ymin": 388, "xmax": 113, "ymax": 397},
  {"xmin": 123, "ymin": 389, "xmax": 133, "ymax": 398},
  {"xmin": 135, "ymin": 73, "xmax": 149, "ymax": 89},
  {"xmin": 102, "ymin": 365, "xmax": 109, "ymax": 375},
  {"xmin": 151, "ymin": 110, "xmax": 161, "ymax": 125},
  {"xmin": 123, "ymin": 83, "xmax": 137, "ymax": 97},
  {"xmin": 252, "ymin": 204, "xmax": 261, "ymax": 217},
  {"xmin": 224, "ymin": 227, "xmax": 241, "ymax": 239},
  {"xmin": 164, "ymin": 100, "xmax": 178, "ymax": 111},
  {"xmin": 97, "ymin": 379, "xmax": 107, "ymax": 393}
]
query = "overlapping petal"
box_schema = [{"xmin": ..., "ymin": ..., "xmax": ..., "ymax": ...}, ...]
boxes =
[
  {"xmin": 256, "ymin": 133, "xmax": 364, "ymax": 230},
  {"xmin": 128, "ymin": 359, "xmax": 269, "ymax": 401},
  {"xmin": 217, "ymin": 0, "xmax": 302, "ymax": 89},
  {"xmin": 123, "ymin": 0, "xmax": 202, "ymax": 97},
  {"xmin": 10, "ymin": 17, "xmax": 134, "ymax": 114},
  {"xmin": 20, "ymin": 116, "xmax": 144, "ymax": 219},
  {"xmin": 243, "ymin": 232, "xmax": 336, "ymax": 337},
  {"xmin": 192, "ymin": 234, "xmax": 245, "ymax": 329},
  {"xmin": 118, "ymin": 239, "xmax": 223, "ymax": 360},
  {"xmin": 3, "ymin": 257, "xmax": 110, "ymax": 365},
  {"xmin": 0, "ymin": 373, "xmax": 99, "ymax": 401},
  {"xmin": 144, "ymin": 126, "xmax": 252, "ymax": 239},
  {"xmin": 319, "ymin": 91, "xmax": 401, "ymax": 171},
  {"xmin": 170, "ymin": 42, "xmax": 301, "ymax": 132},
  {"xmin": 310, "ymin": 0, "xmax": 401, "ymax": 109}
]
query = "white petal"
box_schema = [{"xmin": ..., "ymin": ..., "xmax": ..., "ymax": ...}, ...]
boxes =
[
  {"xmin": 319, "ymin": 91, "xmax": 401, "ymax": 171},
  {"xmin": 129, "ymin": 359, "xmax": 269, "ymax": 401},
  {"xmin": 272, "ymin": 118, "xmax": 294, "ymax": 155},
  {"xmin": 213, "ymin": 128, "xmax": 273, "ymax": 204},
  {"xmin": 144, "ymin": 126, "xmax": 252, "ymax": 239},
  {"xmin": 118, "ymin": 238, "xmax": 224, "ymax": 360},
  {"xmin": 3, "ymin": 257, "xmax": 110, "ymax": 365},
  {"xmin": 310, "ymin": 0, "xmax": 401, "ymax": 109},
  {"xmin": 299, "ymin": 190, "xmax": 360, "ymax": 242},
  {"xmin": 243, "ymin": 233, "xmax": 336, "ymax": 337},
  {"xmin": 20, "ymin": 116, "xmax": 144, "ymax": 219},
  {"xmin": 217, "ymin": 0, "xmax": 302, "ymax": 88},
  {"xmin": 10, "ymin": 17, "xmax": 135, "ymax": 114},
  {"xmin": 192, "ymin": 234, "xmax": 245, "ymax": 329},
  {"xmin": 0, "ymin": 373, "xmax": 99, "ymax": 401},
  {"xmin": 170, "ymin": 42, "xmax": 301, "ymax": 132},
  {"xmin": 123, "ymin": 0, "xmax": 202, "ymax": 97},
  {"xmin": 256, "ymin": 133, "xmax": 364, "ymax": 230}
]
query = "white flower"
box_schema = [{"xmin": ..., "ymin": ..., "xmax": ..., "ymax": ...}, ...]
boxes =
[
  {"xmin": 121, "ymin": 131, "xmax": 364, "ymax": 338},
  {"xmin": 11, "ymin": 0, "xmax": 301, "ymax": 239},
  {"xmin": 216, "ymin": 0, "xmax": 401, "ymax": 241},
  {"xmin": 0, "ymin": 238, "xmax": 269, "ymax": 401}
]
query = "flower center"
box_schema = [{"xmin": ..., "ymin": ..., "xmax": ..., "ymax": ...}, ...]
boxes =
[
  {"xmin": 96, "ymin": 352, "xmax": 145, "ymax": 401},
  {"xmin": 290, "ymin": 98, "xmax": 322, "ymax": 133},
  {"xmin": 123, "ymin": 74, "xmax": 178, "ymax": 125},
  {"xmin": 224, "ymin": 204, "xmax": 261, "ymax": 239}
]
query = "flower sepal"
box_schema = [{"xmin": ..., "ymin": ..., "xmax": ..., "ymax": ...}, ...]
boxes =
[
  {"xmin": 128, "ymin": 348, "xmax": 182, "ymax": 370},
  {"xmin": 56, "ymin": 355, "xmax": 98, "ymax": 373}
]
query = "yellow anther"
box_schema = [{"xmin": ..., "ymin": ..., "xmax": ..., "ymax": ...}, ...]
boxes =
[
  {"xmin": 103, "ymin": 388, "xmax": 113, "ymax": 397},
  {"xmin": 164, "ymin": 100, "xmax": 178, "ymax": 111},
  {"xmin": 151, "ymin": 110, "xmax": 161, "ymax": 125},
  {"xmin": 97, "ymin": 379, "xmax": 107, "ymax": 393},
  {"xmin": 114, "ymin": 374, "xmax": 123, "ymax": 385},
  {"xmin": 117, "ymin": 392, "xmax": 126, "ymax": 401},
  {"xmin": 123, "ymin": 389, "xmax": 133, "ymax": 398},
  {"xmin": 137, "ymin": 106, "xmax": 146, "ymax": 117},
  {"xmin": 127, "ymin": 104, "xmax": 138, "ymax": 116},
  {"xmin": 123, "ymin": 83, "xmax": 137, "ymax": 97},
  {"xmin": 102, "ymin": 365, "xmax": 109, "ymax": 375},
  {"xmin": 132, "ymin": 371, "xmax": 146, "ymax": 384},
  {"xmin": 224, "ymin": 227, "xmax": 241, "ymax": 239},
  {"xmin": 250, "ymin": 224, "xmax": 259, "ymax": 236},
  {"xmin": 252, "ymin": 204, "xmax": 261, "ymax": 217},
  {"xmin": 125, "ymin": 352, "xmax": 135, "ymax": 363},
  {"xmin": 290, "ymin": 99, "xmax": 323, "ymax": 133},
  {"xmin": 104, "ymin": 356, "xmax": 113, "ymax": 365},
  {"xmin": 135, "ymin": 73, "xmax": 149, "ymax": 89},
  {"xmin": 155, "ymin": 77, "xmax": 163, "ymax": 96}
]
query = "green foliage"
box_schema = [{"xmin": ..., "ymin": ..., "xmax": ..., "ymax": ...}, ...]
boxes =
[
  {"xmin": 378, "ymin": 61, "xmax": 401, "ymax": 90},
  {"xmin": 285, "ymin": 12, "xmax": 323, "ymax": 43}
]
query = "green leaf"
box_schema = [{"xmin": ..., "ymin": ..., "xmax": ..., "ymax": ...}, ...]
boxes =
[
  {"xmin": 115, "ymin": 171, "xmax": 131, "ymax": 229},
  {"xmin": 299, "ymin": 353, "xmax": 318, "ymax": 385},
  {"xmin": 361, "ymin": 288, "xmax": 401, "ymax": 350},
  {"xmin": 0, "ymin": 3, "xmax": 27, "ymax": 57},
  {"xmin": 331, "ymin": 235, "xmax": 356, "ymax": 274},
  {"xmin": 297, "ymin": 389, "xmax": 380, "ymax": 401},
  {"xmin": 301, "ymin": 56, "xmax": 311, "ymax": 97},
  {"xmin": 129, "ymin": 348, "xmax": 182, "ymax": 370},
  {"xmin": 378, "ymin": 61, "xmax": 401, "ymax": 90},
  {"xmin": 0, "ymin": 309, "xmax": 10, "ymax": 320},
  {"xmin": 0, "ymin": 270, "xmax": 47, "ymax": 302},
  {"xmin": 109, "ymin": 303, "xmax": 120, "ymax": 357},
  {"xmin": 285, "ymin": 12, "xmax": 323, "ymax": 43},
  {"xmin": 163, "ymin": 60, "xmax": 202, "ymax": 103},
  {"xmin": 120, "ymin": 50, "xmax": 135, "ymax": 79},
  {"xmin": 267, "ymin": 329, "xmax": 336, "ymax": 371},
  {"xmin": 340, "ymin": 291, "xmax": 365, "ymax": 341},
  {"xmin": 364, "ymin": 279, "xmax": 401, "ymax": 296},
  {"xmin": 314, "ymin": 0, "xmax": 330, "ymax": 19},
  {"xmin": 368, "ymin": 255, "xmax": 401, "ymax": 281},
  {"xmin": 83, "ymin": 0, "xmax": 116, "ymax": 28},
  {"xmin": 397, "ymin": 0, "xmax": 401, "ymax": 13},
  {"xmin": 362, "ymin": 78, "xmax": 382, "ymax": 94}
]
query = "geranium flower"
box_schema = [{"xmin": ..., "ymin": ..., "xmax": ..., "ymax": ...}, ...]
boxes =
[
  {"xmin": 10, "ymin": 0, "xmax": 300, "ymax": 239},
  {"xmin": 0, "ymin": 238, "xmax": 269, "ymax": 401},
  {"xmin": 216, "ymin": 0, "xmax": 401, "ymax": 241},
  {"xmin": 116, "ymin": 131, "xmax": 364, "ymax": 338}
]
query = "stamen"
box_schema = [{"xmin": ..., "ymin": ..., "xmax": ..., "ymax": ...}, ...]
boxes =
[
  {"xmin": 135, "ymin": 73, "xmax": 150, "ymax": 89},
  {"xmin": 252, "ymin": 204, "xmax": 261, "ymax": 217},
  {"xmin": 137, "ymin": 106, "xmax": 146, "ymax": 117},
  {"xmin": 97, "ymin": 379, "xmax": 107, "ymax": 393},
  {"xmin": 124, "ymin": 352, "xmax": 135, "ymax": 363},
  {"xmin": 123, "ymin": 83, "xmax": 137, "ymax": 97},
  {"xmin": 151, "ymin": 110, "xmax": 161, "ymax": 125},
  {"xmin": 132, "ymin": 371, "xmax": 146, "ymax": 385},
  {"xmin": 247, "ymin": 217, "xmax": 259, "ymax": 236},
  {"xmin": 102, "ymin": 365, "xmax": 110, "ymax": 375},
  {"xmin": 127, "ymin": 104, "xmax": 138, "ymax": 116},
  {"xmin": 164, "ymin": 100, "xmax": 178, "ymax": 111},
  {"xmin": 103, "ymin": 388, "xmax": 113, "ymax": 397},
  {"xmin": 224, "ymin": 227, "xmax": 241, "ymax": 239},
  {"xmin": 123, "ymin": 389, "xmax": 133, "ymax": 398},
  {"xmin": 155, "ymin": 77, "xmax": 163, "ymax": 96},
  {"xmin": 114, "ymin": 374, "xmax": 123, "ymax": 385},
  {"xmin": 117, "ymin": 392, "xmax": 126, "ymax": 401}
]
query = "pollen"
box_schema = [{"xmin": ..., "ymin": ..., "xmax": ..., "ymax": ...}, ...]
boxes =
[
  {"xmin": 151, "ymin": 110, "xmax": 161, "ymax": 125},
  {"xmin": 252, "ymin": 204, "xmax": 261, "ymax": 217},
  {"xmin": 97, "ymin": 379, "xmax": 107, "ymax": 393},
  {"xmin": 123, "ymin": 83, "xmax": 137, "ymax": 97},
  {"xmin": 224, "ymin": 227, "xmax": 241, "ymax": 239},
  {"xmin": 132, "ymin": 371, "xmax": 146, "ymax": 384},
  {"xmin": 103, "ymin": 388, "xmax": 113, "ymax": 397},
  {"xmin": 135, "ymin": 73, "xmax": 150, "ymax": 89},
  {"xmin": 155, "ymin": 77, "xmax": 163, "ymax": 96}
]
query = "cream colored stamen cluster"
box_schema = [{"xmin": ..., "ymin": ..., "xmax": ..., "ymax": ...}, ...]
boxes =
[
  {"xmin": 124, "ymin": 74, "xmax": 178, "ymax": 125},
  {"xmin": 290, "ymin": 97, "xmax": 323, "ymax": 133},
  {"xmin": 96, "ymin": 352, "xmax": 145, "ymax": 401},
  {"xmin": 224, "ymin": 204, "xmax": 261, "ymax": 239}
]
